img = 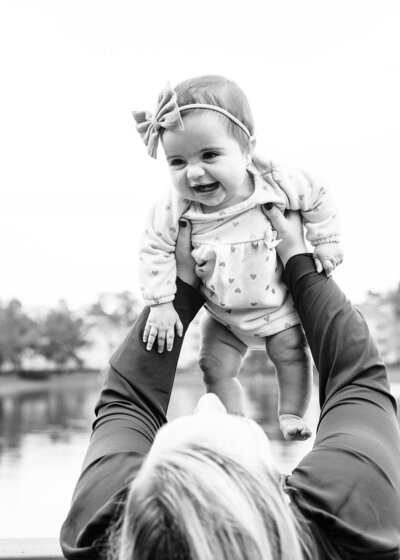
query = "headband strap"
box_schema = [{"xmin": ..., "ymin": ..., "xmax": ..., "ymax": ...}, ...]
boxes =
[
  {"xmin": 133, "ymin": 83, "xmax": 253, "ymax": 158},
  {"xmin": 179, "ymin": 104, "xmax": 252, "ymax": 138}
]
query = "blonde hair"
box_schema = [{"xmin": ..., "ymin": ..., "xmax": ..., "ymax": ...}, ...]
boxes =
[{"xmin": 115, "ymin": 444, "xmax": 311, "ymax": 560}]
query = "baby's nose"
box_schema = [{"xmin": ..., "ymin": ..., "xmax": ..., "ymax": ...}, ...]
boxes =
[{"xmin": 186, "ymin": 164, "xmax": 205, "ymax": 182}]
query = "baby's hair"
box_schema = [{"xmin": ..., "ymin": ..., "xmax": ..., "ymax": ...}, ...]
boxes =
[
  {"xmin": 173, "ymin": 75, "xmax": 255, "ymax": 154},
  {"xmin": 116, "ymin": 444, "xmax": 310, "ymax": 560}
]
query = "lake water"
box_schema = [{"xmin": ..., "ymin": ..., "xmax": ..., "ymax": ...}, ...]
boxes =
[{"xmin": 0, "ymin": 370, "xmax": 399, "ymax": 538}]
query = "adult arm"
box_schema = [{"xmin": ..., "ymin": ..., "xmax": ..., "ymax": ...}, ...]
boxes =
[
  {"xmin": 60, "ymin": 278, "xmax": 204, "ymax": 560},
  {"xmin": 264, "ymin": 207, "xmax": 400, "ymax": 558}
]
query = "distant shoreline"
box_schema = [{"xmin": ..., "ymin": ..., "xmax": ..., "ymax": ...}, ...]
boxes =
[
  {"xmin": 0, "ymin": 370, "xmax": 103, "ymax": 397},
  {"xmin": 1, "ymin": 364, "xmax": 400, "ymax": 399}
]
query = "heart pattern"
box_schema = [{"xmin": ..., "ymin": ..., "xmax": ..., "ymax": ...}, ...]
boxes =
[
  {"xmin": 250, "ymin": 302, "xmax": 257, "ymax": 307},
  {"xmin": 169, "ymin": 226, "xmax": 177, "ymax": 234},
  {"xmin": 233, "ymin": 221, "xmax": 239, "ymax": 227},
  {"xmin": 219, "ymin": 262, "xmax": 226, "ymax": 267},
  {"xmin": 235, "ymin": 287, "xmax": 241, "ymax": 294},
  {"xmin": 152, "ymin": 270, "xmax": 158, "ymax": 276},
  {"xmin": 228, "ymin": 278, "xmax": 235, "ymax": 284},
  {"xmin": 250, "ymin": 273, "xmax": 257, "ymax": 279}
]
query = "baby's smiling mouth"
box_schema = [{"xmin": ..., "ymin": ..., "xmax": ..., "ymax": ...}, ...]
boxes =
[{"xmin": 193, "ymin": 182, "xmax": 219, "ymax": 193}]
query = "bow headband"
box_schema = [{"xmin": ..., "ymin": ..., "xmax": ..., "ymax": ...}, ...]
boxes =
[{"xmin": 132, "ymin": 83, "xmax": 252, "ymax": 159}]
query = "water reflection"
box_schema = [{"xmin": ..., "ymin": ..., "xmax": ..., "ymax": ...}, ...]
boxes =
[{"xmin": 0, "ymin": 371, "xmax": 399, "ymax": 538}]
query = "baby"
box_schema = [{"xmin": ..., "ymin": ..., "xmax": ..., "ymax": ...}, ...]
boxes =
[{"xmin": 133, "ymin": 75, "xmax": 343, "ymax": 440}]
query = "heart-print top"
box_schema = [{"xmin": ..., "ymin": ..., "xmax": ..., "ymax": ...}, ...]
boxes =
[{"xmin": 139, "ymin": 156, "xmax": 340, "ymax": 335}]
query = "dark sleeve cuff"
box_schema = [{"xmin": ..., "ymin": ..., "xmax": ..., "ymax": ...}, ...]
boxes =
[
  {"xmin": 283, "ymin": 253, "xmax": 318, "ymax": 308},
  {"xmin": 110, "ymin": 278, "xmax": 204, "ymax": 381}
]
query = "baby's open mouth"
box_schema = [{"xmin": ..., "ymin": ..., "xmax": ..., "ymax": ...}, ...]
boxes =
[{"xmin": 193, "ymin": 182, "xmax": 219, "ymax": 193}]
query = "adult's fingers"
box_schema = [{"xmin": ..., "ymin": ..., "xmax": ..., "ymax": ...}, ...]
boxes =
[
  {"xmin": 176, "ymin": 219, "xmax": 193, "ymax": 256},
  {"xmin": 261, "ymin": 203, "xmax": 287, "ymax": 234}
]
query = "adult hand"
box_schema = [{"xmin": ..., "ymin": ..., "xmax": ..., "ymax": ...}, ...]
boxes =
[
  {"xmin": 176, "ymin": 219, "xmax": 200, "ymax": 289},
  {"xmin": 262, "ymin": 204, "xmax": 307, "ymax": 267}
]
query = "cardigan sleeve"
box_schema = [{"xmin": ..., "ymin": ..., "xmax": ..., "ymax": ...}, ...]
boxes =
[
  {"xmin": 139, "ymin": 189, "xmax": 190, "ymax": 305},
  {"xmin": 269, "ymin": 163, "xmax": 341, "ymax": 246},
  {"xmin": 252, "ymin": 156, "xmax": 341, "ymax": 246}
]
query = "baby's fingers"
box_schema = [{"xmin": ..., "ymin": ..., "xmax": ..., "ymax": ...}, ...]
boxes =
[
  {"xmin": 166, "ymin": 327, "xmax": 175, "ymax": 352},
  {"xmin": 146, "ymin": 326, "xmax": 158, "ymax": 351},
  {"xmin": 322, "ymin": 258, "xmax": 335, "ymax": 277},
  {"xmin": 157, "ymin": 329, "xmax": 167, "ymax": 354},
  {"xmin": 176, "ymin": 318, "xmax": 183, "ymax": 339},
  {"xmin": 143, "ymin": 320, "xmax": 151, "ymax": 344},
  {"xmin": 313, "ymin": 257, "xmax": 323, "ymax": 274}
]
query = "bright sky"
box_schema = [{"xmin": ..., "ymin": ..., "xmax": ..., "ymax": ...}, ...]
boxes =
[{"xmin": 1, "ymin": 0, "xmax": 399, "ymax": 309}]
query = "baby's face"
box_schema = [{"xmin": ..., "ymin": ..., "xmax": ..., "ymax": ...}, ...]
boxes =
[{"xmin": 162, "ymin": 112, "xmax": 253, "ymax": 211}]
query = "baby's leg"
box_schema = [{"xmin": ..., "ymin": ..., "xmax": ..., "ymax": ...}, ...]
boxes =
[
  {"xmin": 265, "ymin": 325, "xmax": 313, "ymax": 441},
  {"xmin": 199, "ymin": 315, "xmax": 248, "ymax": 415}
]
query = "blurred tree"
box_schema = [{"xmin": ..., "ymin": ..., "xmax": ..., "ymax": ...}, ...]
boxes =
[
  {"xmin": 86, "ymin": 291, "xmax": 141, "ymax": 356},
  {"xmin": 36, "ymin": 300, "xmax": 89, "ymax": 369},
  {"xmin": 387, "ymin": 282, "xmax": 400, "ymax": 319},
  {"xmin": 87, "ymin": 291, "xmax": 140, "ymax": 328},
  {"xmin": 0, "ymin": 299, "xmax": 39, "ymax": 370}
]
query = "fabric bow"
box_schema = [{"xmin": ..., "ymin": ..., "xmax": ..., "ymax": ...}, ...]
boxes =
[{"xmin": 132, "ymin": 83, "xmax": 184, "ymax": 158}]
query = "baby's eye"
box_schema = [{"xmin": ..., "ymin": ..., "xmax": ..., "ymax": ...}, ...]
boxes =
[
  {"xmin": 202, "ymin": 151, "xmax": 218, "ymax": 161},
  {"xmin": 169, "ymin": 158, "xmax": 185, "ymax": 167}
]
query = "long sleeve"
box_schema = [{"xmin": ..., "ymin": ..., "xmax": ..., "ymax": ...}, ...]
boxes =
[
  {"xmin": 253, "ymin": 156, "xmax": 341, "ymax": 246},
  {"xmin": 60, "ymin": 279, "xmax": 204, "ymax": 560},
  {"xmin": 284, "ymin": 255, "xmax": 400, "ymax": 559},
  {"xmin": 139, "ymin": 189, "xmax": 189, "ymax": 305}
]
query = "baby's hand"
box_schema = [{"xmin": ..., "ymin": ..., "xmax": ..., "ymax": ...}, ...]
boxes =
[
  {"xmin": 313, "ymin": 243, "xmax": 344, "ymax": 277},
  {"xmin": 143, "ymin": 302, "xmax": 183, "ymax": 353}
]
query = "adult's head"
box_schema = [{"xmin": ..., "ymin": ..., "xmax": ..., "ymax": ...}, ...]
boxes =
[{"xmin": 116, "ymin": 394, "xmax": 308, "ymax": 560}]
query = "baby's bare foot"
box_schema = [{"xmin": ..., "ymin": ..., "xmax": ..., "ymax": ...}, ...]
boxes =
[{"xmin": 279, "ymin": 414, "xmax": 312, "ymax": 441}]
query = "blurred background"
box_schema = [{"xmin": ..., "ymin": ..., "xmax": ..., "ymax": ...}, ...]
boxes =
[{"xmin": 1, "ymin": 0, "xmax": 399, "ymax": 540}]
